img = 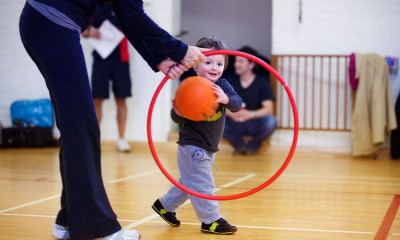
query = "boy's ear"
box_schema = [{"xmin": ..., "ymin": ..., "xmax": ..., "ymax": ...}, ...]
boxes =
[{"xmin": 250, "ymin": 61, "xmax": 256, "ymax": 69}]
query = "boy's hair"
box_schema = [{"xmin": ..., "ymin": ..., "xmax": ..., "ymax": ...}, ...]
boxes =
[{"xmin": 195, "ymin": 36, "xmax": 229, "ymax": 70}]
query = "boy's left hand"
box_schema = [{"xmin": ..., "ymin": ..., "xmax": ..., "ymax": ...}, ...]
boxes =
[{"xmin": 212, "ymin": 84, "xmax": 229, "ymax": 104}]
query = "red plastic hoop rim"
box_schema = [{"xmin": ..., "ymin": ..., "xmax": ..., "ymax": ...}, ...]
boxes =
[{"xmin": 147, "ymin": 50, "xmax": 299, "ymax": 200}]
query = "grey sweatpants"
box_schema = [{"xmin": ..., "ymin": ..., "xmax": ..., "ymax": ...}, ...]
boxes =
[{"xmin": 160, "ymin": 145, "xmax": 222, "ymax": 224}]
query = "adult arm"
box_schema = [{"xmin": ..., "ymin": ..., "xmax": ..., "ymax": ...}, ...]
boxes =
[
  {"xmin": 111, "ymin": 0, "xmax": 187, "ymax": 70},
  {"xmin": 250, "ymin": 99, "xmax": 274, "ymax": 118},
  {"xmin": 227, "ymin": 100, "xmax": 274, "ymax": 122}
]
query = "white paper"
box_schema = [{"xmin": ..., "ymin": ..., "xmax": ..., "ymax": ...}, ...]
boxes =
[{"xmin": 88, "ymin": 20, "xmax": 124, "ymax": 59}]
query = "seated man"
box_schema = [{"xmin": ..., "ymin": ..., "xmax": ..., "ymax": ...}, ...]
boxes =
[{"xmin": 224, "ymin": 47, "xmax": 277, "ymax": 154}]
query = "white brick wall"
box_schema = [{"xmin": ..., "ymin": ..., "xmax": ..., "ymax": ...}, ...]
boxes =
[
  {"xmin": 181, "ymin": 0, "xmax": 272, "ymax": 57},
  {"xmin": 83, "ymin": 0, "xmax": 181, "ymax": 142},
  {"xmin": 0, "ymin": 1, "xmax": 50, "ymax": 128},
  {"xmin": 273, "ymin": 0, "xmax": 400, "ymax": 55},
  {"xmin": 1, "ymin": 0, "xmax": 398, "ymax": 147},
  {"xmin": 272, "ymin": 0, "xmax": 400, "ymax": 100},
  {"xmin": 0, "ymin": 0, "xmax": 180, "ymax": 142},
  {"xmin": 271, "ymin": 0, "xmax": 400, "ymax": 148}
]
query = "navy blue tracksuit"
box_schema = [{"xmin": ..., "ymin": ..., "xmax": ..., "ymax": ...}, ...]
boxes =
[{"xmin": 19, "ymin": 0, "xmax": 187, "ymax": 239}]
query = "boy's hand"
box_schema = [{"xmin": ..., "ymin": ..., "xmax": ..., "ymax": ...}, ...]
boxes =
[{"xmin": 212, "ymin": 84, "xmax": 229, "ymax": 104}]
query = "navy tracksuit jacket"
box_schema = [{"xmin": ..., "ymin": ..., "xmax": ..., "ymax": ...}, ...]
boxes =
[{"xmin": 19, "ymin": 0, "xmax": 187, "ymax": 239}]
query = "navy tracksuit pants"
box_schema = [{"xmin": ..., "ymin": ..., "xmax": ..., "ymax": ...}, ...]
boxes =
[{"xmin": 19, "ymin": 3, "xmax": 121, "ymax": 239}]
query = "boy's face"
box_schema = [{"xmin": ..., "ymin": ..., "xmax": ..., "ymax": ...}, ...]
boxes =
[{"xmin": 194, "ymin": 55, "xmax": 225, "ymax": 83}]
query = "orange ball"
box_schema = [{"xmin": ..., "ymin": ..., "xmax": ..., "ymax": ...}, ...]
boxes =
[{"xmin": 174, "ymin": 76, "xmax": 219, "ymax": 121}]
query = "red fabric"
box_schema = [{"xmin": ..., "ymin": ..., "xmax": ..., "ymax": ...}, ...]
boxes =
[
  {"xmin": 349, "ymin": 53, "xmax": 359, "ymax": 90},
  {"xmin": 120, "ymin": 36, "xmax": 130, "ymax": 62}
]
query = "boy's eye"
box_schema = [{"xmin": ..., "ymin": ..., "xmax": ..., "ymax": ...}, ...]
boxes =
[
  {"xmin": 218, "ymin": 63, "xmax": 223, "ymax": 67},
  {"xmin": 206, "ymin": 61, "xmax": 211, "ymax": 64}
]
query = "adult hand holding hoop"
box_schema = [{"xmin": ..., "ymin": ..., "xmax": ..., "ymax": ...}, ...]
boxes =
[
  {"xmin": 181, "ymin": 46, "xmax": 208, "ymax": 68},
  {"xmin": 158, "ymin": 46, "xmax": 208, "ymax": 79}
]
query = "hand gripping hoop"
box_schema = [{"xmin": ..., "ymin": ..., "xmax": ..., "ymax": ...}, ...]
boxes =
[{"xmin": 147, "ymin": 50, "xmax": 299, "ymax": 200}]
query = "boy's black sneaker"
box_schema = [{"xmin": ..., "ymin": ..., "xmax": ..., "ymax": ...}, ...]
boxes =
[
  {"xmin": 201, "ymin": 218, "xmax": 237, "ymax": 235},
  {"xmin": 152, "ymin": 199, "xmax": 180, "ymax": 227}
]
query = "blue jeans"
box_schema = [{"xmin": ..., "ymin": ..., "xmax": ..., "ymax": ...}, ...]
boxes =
[
  {"xmin": 223, "ymin": 115, "xmax": 277, "ymax": 152},
  {"xmin": 160, "ymin": 145, "xmax": 222, "ymax": 224}
]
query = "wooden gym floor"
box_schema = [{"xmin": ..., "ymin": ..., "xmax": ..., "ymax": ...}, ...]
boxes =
[{"xmin": 0, "ymin": 140, "xmax": 399, "ymax": 240}]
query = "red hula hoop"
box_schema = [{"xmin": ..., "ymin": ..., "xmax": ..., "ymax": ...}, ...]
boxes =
[{"xmin": 147, "ymin": 50, "xmax": 299, "ymax": 200}]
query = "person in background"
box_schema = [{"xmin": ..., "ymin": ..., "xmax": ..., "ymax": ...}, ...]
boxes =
[
  {"xmin": 19, "ymin": 0, "xmax": 206, "ymax": 239},
  {"xmin": 82, "ymin": 4, "xmax": 133, "ymax": 152},
  {"xmin": 224, "ymin": 46, "xmax": 277, "ymax": 155}
]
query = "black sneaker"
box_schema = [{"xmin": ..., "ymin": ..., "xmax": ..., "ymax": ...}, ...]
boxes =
[
  {"xmin": 152, "ymin": 199, "xmax": 180, "ymax": 227},
  {"xmin": 201, "ymin": 218, "xmax": 237, "ymax": 235}
]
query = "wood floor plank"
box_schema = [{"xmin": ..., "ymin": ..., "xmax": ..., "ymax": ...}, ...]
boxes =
[{"xmin": 0, "ymin": 141, "xmax": 399, "ymax": 239}]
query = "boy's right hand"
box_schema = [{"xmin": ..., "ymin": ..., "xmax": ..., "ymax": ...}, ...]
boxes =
[{"xmin": 212, "ymin": 84, "xmax": 229, "ymax": 105}]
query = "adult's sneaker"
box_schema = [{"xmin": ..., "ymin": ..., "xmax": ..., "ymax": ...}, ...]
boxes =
[
  {"xmin": 117, "ymin": 138, "xmax": 131, "ymax": 152},
  {"xmin": 52, "ymin": 225, "xmax": 140, "ymax": 240},
  {"xmin": 52, "ymin": 224, "xmax": 70, "ymax": 239},
  {"xmin": 101, "ymin": 229, "xmax": 140, "ymax": 240}
]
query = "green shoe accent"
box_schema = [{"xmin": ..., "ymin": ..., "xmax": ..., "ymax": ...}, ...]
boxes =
[
  {"xmin": 209, "ymin": 222, "xmax": 219, "ymax": 232},
  {"xmin": 160, "ymin": 209, "xmax": 168, "ymax": 214}
]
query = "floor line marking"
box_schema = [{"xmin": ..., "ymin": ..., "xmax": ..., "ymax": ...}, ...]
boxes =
[
  {"xmin": 170, "ymin": 221, "xmax": 373, "ymax": 234},
  {"xmin": 107, "ymin": 170, "xmax": 158, "ymax": 184},
  {"xmin": 276, "ymin": 179, "xmax": 400, "ymax": 186},
  {"xmin": 0, "ymin": 194, "xmax": 61, "ymax": 214},
  {"xmin": 0, "ymin": 213, "xmax": 56, "ymax": 218},
  {"xmin": 282, "ymin": 174, "xmax": 400, "ymax": 181},
  {"xmin": 167, "ymin": 171, "xmax": 400, "ymax": 186},
  {"xmin": 0, "ymin": 170, "xmax": 157, "ymax": 214},
  {"xmin": 374, "ymin": 194, "xmax": 400, "ymax": 240},
  {"xmin": 0, "ymin": 213, "xmax": 375, "ymax": 235},
  {"xmin": 218, "ymin": 173, "xmax": 257, "ymax": 189},
  {"xmin": 123, "ymin": 173, "xmax": 257, "ymax": 230},
  {"xmin": 123, "ymin": 199, "xmax": 192, "ymax": 229},
  {"xmin": 170, "ymin": 171, "xmax": 400, "ymax": 181}
]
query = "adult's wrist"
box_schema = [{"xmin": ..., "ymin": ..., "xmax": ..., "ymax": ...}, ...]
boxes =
[{"xmin": 253, "ymin": 111, "xmax": 258, "ymax": 119}]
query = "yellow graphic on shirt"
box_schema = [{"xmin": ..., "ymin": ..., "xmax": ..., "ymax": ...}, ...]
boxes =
[{"xmin": 206, "ymin": 107, "xmax": 225, "ymax": 122}]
